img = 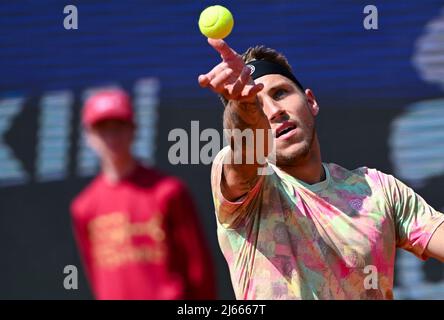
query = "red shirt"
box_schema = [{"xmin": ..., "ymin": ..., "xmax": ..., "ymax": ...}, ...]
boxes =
[{"xmin": 71, "ymin": 164, "xmax": 216, "ymax": 299}]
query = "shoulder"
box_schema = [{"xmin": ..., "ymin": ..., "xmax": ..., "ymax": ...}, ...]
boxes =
[
  {"xmin": 137, "ymin": 165, "xmax": 196, "ymax": 216},
  {"xmin": 70, "ymin": 176, "xmax": 102, "ymax": 218},
  {"xmin": 136, "ymin": 164, "xmax": 191, "ymax": 200},
  {"xmin": 210, "ymin": 146, "xmax": 230, "ymax": 187},
  {"xmin": 211, "ymin": 146, "xmax": 230, "ymax": 169},
  {"xmin": 325, "ymin": 162, "xmax": 389, "ymax": 188}
]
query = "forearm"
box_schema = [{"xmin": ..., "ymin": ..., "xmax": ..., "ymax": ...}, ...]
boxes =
[
  {"xmin": 222, "ymin": 98, "xmax": 271, "ymax": 200},
  {"xmin": 223, "ymin": 97, "xmax": 268, "ymax": 129}
]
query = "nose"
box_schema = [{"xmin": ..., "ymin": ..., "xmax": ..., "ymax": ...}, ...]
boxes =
[{"xmin": 264, "ymin": 98, "xmax": 286, "ymax": 123}]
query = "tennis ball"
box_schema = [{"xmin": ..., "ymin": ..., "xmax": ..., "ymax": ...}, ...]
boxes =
[{"xmin": 198, "ymin": 5, "xmax": 234, "ymax": 39}]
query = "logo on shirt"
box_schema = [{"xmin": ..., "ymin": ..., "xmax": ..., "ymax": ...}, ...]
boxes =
[
  {"xmin": 88, "ymin": 212, "xmax": 166, "ymax": 269},
  {"xmin": 349, "ymin": 198, "xmax": 363, "ymax": 211}
]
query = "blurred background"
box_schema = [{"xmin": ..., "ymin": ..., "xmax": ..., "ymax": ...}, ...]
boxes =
[{"xmin": 0, "ymin": 0, "xmax": 443, "ymax": 299}]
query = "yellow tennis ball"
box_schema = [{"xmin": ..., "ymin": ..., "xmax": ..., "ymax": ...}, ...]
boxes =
[{"xmin": 198, "ymin": 5, "xmax": 234, "ymax": 39}]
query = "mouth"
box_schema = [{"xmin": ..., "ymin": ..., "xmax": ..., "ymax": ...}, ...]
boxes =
[{"xmin": 275, "ymin": 121, "xmax": 297, "ymax": 140}]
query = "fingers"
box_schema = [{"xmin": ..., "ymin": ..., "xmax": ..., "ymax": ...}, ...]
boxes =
[
  {"xmin": 198, "ymin": 74, "xmax": 210, "ymax": 87},
  {"xmin": 209, "ymin": 69, "xmax": 234, "ymax": 92},
  {"xmin": 230, "ymin": 67, "xmax": 263, "ymax": 100},
  {"xmin": 199, "ymin": 39, "xmax": 243, "ymax": 90},
  {"xmin": 229, "ymin": 66, "xmax": 251, "ymax": 97},
  {"xmin": 198, "ymin": 41, "xmax": 263, "ymax": 100},
  {"xmin": 199, "ymin": 62, "xmax": 229, "ymax": 88},
  {"xmin": 208, "ymin": 38, "xmax": 237, "ymax": 61},
  {"xmin": 240, "ymin": 83, "xmax": 264, "ymax": 101}
]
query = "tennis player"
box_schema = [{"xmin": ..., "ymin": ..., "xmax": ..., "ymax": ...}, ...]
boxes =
[{"xmin": 198, "ymin": 38, "xmax": 444, "ymax": 299}]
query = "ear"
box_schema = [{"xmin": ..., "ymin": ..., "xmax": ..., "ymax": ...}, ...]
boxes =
[{"xmin": 304, "ymin": 89, "xmax": 319, "ymax": 117}]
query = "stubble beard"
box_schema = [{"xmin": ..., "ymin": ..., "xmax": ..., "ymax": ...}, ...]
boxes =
[{"xmin": 275, "ymin": 122, "xmax": 317, "ymax": 167}]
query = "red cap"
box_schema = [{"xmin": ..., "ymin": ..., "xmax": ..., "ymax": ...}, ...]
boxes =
[{"xmin": 82, "ymin": 89, "xmax": 134, "ymax": 127}]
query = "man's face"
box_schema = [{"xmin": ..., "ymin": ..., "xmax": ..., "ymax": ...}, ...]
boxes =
[
  {"xmin": 255, "ymin": 74, "xmax": 319, "ymax": 166},
  {"xmin": 86, "ymin": 119, "xmax": 134, "ymax": 161}
]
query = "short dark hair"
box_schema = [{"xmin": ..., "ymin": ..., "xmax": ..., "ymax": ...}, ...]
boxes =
[{"xmin": 219, "ymin": 45, "xmax": 293, "ymax": 106}]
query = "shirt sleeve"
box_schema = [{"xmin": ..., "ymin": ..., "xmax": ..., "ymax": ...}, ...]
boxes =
[
  {"xmin": 378, "ymin": 171, "xmax": 444, "ymax": 260},
  {"xmin": 210, "ymin": 146, "xmax": 267, "ymax": 229}
]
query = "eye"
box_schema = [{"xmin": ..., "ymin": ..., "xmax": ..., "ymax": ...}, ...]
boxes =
[{"xmin": 273, "ymin": 88, "xmax": 288, "ymax": 100}]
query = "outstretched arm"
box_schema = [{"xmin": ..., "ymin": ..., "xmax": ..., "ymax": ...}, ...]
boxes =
[{"xmin": 199, "ymin": 39, "xmax": 271, "ymax": 201}]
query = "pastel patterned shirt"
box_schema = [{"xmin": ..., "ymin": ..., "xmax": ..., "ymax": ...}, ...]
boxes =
[{"xmin": 211, "ymin": 146, "xmax": 444, "ymax": 300}]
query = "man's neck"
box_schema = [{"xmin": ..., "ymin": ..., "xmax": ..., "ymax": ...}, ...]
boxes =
[
  {"xmin": 101, "ymin": 155, "xmax": 137, "ymax": 184},
  {"xmin": 280, "ymin": 160, "xmax": 325, "ymax": 185},
  {"xmin": 278, "ymin": 138, "xmax": 325, "ymax": 185}
]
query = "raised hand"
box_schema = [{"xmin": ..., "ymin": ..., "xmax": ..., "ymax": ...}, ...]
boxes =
[{"xmin": 198, "ymin": 38, "xmax": 263, "ymax": 102}]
